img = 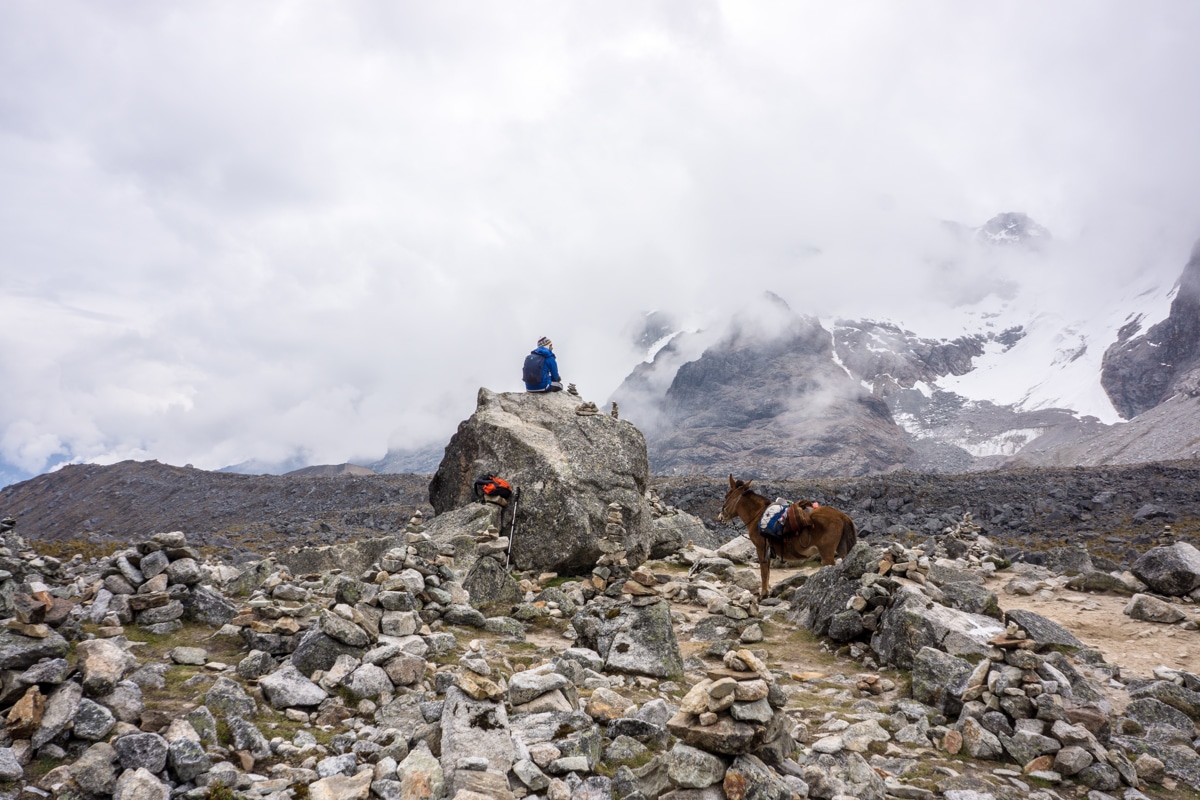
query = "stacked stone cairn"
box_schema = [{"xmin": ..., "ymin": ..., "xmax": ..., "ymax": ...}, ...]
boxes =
[
  {"xmin": 665, "ymin": 649, "xmax": 794, "ymax": 782},
  {"xmin": 660, "ymin": 541, "xmax": 771, "ymax": 648},
  {"xmin": 593, "ymin": 503, "xmax": 632, "ymax": 591}
]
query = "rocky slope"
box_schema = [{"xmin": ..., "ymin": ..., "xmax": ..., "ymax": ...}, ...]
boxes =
[
  {"xmin": 0, "ymin": 461, "xmax": 431, "ymax": 560},
  {"xmin": 1102, "ymin": 239, "xmax": 1200, "ymax": 420},
  {"xmin": 615, "ymin": 298, "xmax": 914, "ymax": 479}
]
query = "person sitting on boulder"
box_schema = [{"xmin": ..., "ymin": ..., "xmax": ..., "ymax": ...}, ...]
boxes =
[{"xmin": 523, "ymin": 336, "xmax": 563, "ymax": 392}]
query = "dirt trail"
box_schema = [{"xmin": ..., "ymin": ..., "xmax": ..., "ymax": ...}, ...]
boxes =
[
  {"xmin": 983, "ymin": 573, "xmax": 1200, "ymax": 682},
  {"xmin": 518, "ymin": 561, "xmax": 1200, "ymax": 691}
]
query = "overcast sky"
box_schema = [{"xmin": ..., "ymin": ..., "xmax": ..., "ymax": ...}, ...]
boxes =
[{"xmin": 2, "ymin": 1, "xmax": 1200, "ymax": 484}]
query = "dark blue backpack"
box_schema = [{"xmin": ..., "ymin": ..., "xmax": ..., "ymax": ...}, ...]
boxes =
[{"xmin": 522, "ymin": 352, "xmax": 546, "ymax": 385}]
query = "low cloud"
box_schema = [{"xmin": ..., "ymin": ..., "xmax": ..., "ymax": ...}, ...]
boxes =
[{"xmin": 2, "ymin": 2, "xmax": 1199, "ymax": 482}]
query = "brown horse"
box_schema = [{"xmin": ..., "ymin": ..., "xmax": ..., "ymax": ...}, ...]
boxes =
[{"xmin": 717, "ymin": 474, "xmax": 858, "ymax": 598}]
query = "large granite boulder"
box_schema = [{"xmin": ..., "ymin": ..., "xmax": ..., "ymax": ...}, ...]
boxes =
[
  {"xmin": 571, "ymin": 598, "xmax": 684, "ymax": 680},
  {"xmin": 872, "ymin": 587, "xmax": 1005, "ymax": 669},
  {"xmin": 1131, "ymin": 542, "xmax": 1200, "ymax": 597},
  {"xmin": 789, "ymin": 543, "xmax": 880, "ymax": 637},
  {"xmin": 428, "ymin": 388, "xmax": 654, "ymax": 573}
]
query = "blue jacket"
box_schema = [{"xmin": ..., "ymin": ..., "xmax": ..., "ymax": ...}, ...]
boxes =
[{"xmin": 524, "ymin": 346, "xmax": 560, "ymax": 391}]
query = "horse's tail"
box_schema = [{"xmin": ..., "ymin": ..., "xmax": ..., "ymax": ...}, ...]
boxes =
[{"xmin": 837, "ymin": 515, "xmax": 858, "ymax": 559}]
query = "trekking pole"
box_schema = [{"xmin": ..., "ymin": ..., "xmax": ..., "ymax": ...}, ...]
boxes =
[{"xmin": 505, "ymin": 488, "xmax": 521, "ymax": 570}]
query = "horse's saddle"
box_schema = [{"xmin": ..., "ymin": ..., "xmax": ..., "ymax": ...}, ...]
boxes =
[{"xmin": 759, "ymin": 499, "xmax": 816, "ymax": 539}]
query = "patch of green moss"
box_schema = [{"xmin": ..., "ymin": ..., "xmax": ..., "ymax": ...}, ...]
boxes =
[
  {"xmin": 23, "ymin": 756, "xmax": 63, "ymax": 781},
  {"xmin": 207, "ymin": 782, "xmax": 237, "ymax": 800}
]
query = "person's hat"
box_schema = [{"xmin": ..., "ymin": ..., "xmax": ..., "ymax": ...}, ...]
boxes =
[{"xmin": 538, "ymin": 336, "xmax": 552, "ymax": 349}]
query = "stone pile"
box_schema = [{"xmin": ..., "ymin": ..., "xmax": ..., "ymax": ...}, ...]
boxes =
[
  {"xmin": 788, "ymin": 527, "xmax": 1200, "ymax": 794},
  {"xmin": 0, "ymin": 532, "xmax": 239, "ymax": 798},
  {"xmin": 912, "ymin": 631, "xmax": 1143, "ymax": 793},
  {"xmin": 666, "ymin": 649, "xmax": 791, "ymax": 766}
]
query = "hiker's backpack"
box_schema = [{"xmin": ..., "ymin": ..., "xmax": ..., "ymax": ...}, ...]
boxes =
[
  {"xmin": 759, "ymin": 503, "xmax": 788, "ymax": 537},
  {"xmin": 473, "ymin": 475, "xmax": 513, "ymax": 502},
  {"xmin": 522, "ymin": 351, "xmax": 547, "ymax": 385}
]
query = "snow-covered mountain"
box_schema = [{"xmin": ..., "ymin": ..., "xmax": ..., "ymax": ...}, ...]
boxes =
[{"xmin": 611, "ymin": 214, "xmax": 1200, "ymax": 477}]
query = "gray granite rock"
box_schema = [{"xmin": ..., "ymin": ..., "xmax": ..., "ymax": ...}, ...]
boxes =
[
  {"xmin": 71, "ymin": 741, "xmax": 119, "ymax": 795},
  {"xmin": 32, "ymin": 680, "xmax": 81, "ymax": 749},
  {"xmin": 74, "ymin": 697, "xmax": 117, "ymax": 741},
  {"xmin": 1132, "ymin": 542, "xmax": 1200, "ymax": 597},
  {"xmin": 204, "ymin": 676, "xmax": 257, "ymax": 719},
  {"xmin": 113, "ymin": 732, "xmax": 169, "ymax": 773},
  {"xmin": 0, "ymin": 628, "xmax": 70, "ymax": 670},
  {"xmin": 666, "ymin": 742, "xmax": 726, "ymax": 789},
  {"xmin": 168, "ymin": 738, "xmax": 211, "ymax": 782},
  {"xmin": 343, "ymin": 663, "xmax": 393, "ymax": 698},
  {"xmin": 1124, "ymin": 593, "xmax": 1186, "ymax": 624},
  {"xmin": 1005, "ymin": 608, "xmax": 1085, "ymax": 650},
  {"xmin": 259, "ymin": 664, "xmax": 329, "ymax": 709},
  {"xmin": 571, "ymin": 598, "xmax": 684, "ymax": 679},
  {"xmin": 113, "ymin": 766, "xmax": 170, "ymax": 800}
]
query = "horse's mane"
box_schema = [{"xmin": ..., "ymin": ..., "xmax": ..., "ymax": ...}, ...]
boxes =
[
  {"xmin": 736, "ymin": 485, "xmax": 770, "ymax": 518},
  {"xmin": 743, "ymin": 486, "xmax": 766, "ymax": 501}
]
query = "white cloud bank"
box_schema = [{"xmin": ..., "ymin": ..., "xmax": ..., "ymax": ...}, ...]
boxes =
[{"xmin": 2, "ymin": 1, "xmax": 1200, "ymax": 481}]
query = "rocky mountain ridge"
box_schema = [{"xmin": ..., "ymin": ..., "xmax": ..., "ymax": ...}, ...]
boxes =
[
  {"xmin": 0, "ymin": 461, "xmax": 431, "ymax": 560},
  {"xmin": 610, "ymin": 222, "xmax": 1200, "ymax": 479},
  {"xmin": 1101, "ymin": 238, "xmax": 1200, "ymax": 419}
]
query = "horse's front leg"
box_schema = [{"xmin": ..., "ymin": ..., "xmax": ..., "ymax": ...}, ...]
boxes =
[{"xmin": 756, "ymin": 540, "xmax": 771, "ymax": 599}]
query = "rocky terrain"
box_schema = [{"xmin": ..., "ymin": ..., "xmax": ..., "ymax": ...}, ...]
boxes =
[
  {"xmin": 0, "ymin": 489, "xmax": 1197, "ymax": 799},
  {"xmin": 3, "ymin": 458, "xmax": 1200, "ymax": 575},
  {"xmin": 0, "ymin": 389, "xmax": 1197, "ymax": 800},
  {"xmin": 652, "ymin": 462, "xmax": 1200, "ymax": 565}
]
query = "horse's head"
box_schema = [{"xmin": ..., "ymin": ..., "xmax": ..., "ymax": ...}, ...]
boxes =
[{"xmin": 717, "ymin": 474, "xmax": 753, "ymax": 523}]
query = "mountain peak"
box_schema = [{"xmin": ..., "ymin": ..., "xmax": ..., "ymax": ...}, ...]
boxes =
[{"xmin": 976, "ymin": 212, "xmax": 1051, "ymax": 247}]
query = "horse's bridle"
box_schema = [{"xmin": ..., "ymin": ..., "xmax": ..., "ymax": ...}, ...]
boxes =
[{"xmin": 717, "ymin": 484, "xmax": 750, "ymax": 523}]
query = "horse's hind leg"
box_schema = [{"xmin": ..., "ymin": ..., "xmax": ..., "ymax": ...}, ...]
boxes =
[{"xmin": 756, "ymin": 542, "xmax": 771, "ymax": 598}]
